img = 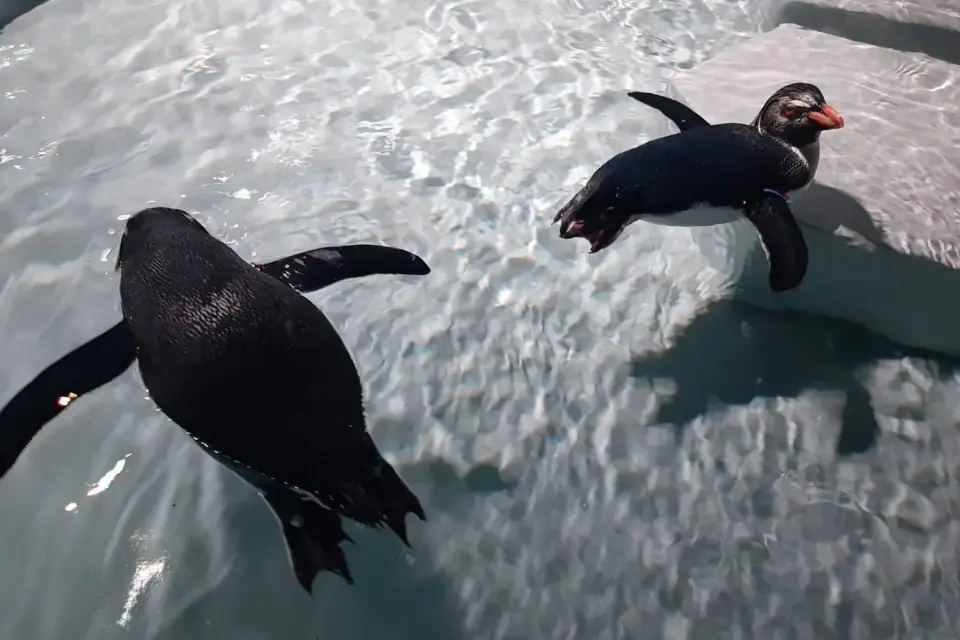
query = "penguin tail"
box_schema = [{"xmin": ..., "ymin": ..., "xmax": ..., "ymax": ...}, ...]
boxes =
[
  {"xmin": 328, "ymin": 433, "xmax": 427, "ymax": 548},
  {"xmin": 301, "ymin": 431, "xmax": 427, "ymax": 547},
  {"xmin": 374, "ymin": 459, "xmax": 427, "ymax": 548}
]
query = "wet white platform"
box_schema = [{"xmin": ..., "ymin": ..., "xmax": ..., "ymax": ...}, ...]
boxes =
[{"xmin": 667, "ymin": 24, "xmax": 960, "ymax": 355}]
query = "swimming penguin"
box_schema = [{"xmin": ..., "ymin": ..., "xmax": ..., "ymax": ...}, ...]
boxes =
[
  {"xmin": 553, "ymin": 82, "xmax": 844, "ymax": 292},
  {"xmin": 0, "ymin": 207, "xmax": 431, "ymax": 592}
]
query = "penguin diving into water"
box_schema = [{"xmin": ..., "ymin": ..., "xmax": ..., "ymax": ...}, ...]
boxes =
[
  {"xmin": 553, "ymin": 82, "xmax": 844, "ymax": 292},
  {"xmin": 0, "ymin": 207, "xmax": 431, "ymax": 592}
]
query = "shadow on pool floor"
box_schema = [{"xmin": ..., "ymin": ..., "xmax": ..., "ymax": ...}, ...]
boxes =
[
  {"xmin": 629, "ymin": 299, "xmax": 960, "ymax": 457},
  {"xmin": 135, "ymin": 457, "xmax": 518, "ymax": 640}
]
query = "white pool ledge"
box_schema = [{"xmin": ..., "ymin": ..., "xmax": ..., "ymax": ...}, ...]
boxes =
[{"xmin": 666, "ymin": 25, "xmax": 960, "ymax": 356}]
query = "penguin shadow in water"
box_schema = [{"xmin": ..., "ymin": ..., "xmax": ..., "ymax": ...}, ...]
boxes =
[
  {"xmin": 146, "ymin": 457, "xmax": 515, "ymax": 640},
  {"xmin": 790, "ymin": 182, "xmax": 886, "ymax": 248},
  {"xmin": 629, "ymin": 299, "xmax": 960, "ymax": 456},
  {"xmin": 0, "ymin": 0, "xmax": 49, "ymax": 34}
]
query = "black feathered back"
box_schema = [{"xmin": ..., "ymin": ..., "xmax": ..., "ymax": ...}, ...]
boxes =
[
  {"xmin": 117, "ymin": 208, "xmax": 423, "ymax": 532},
  {"xmin": 571, "ymin": 123, "xmax": 810, "ymax": 221}
]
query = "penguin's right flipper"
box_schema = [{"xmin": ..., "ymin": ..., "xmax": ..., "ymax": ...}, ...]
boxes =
[
  {"xmin": 627, "ymin": 92, "xmax": 711, "ymax": 131},
  {"xmin": 261, "ymin": 486, "xmax": 356, "ymax": 593},
  {"xmin": 0, "ymin": 319, "xmax": 136, "ymax": 481},
  {"xmin": 744, "ymin": 191, "xmax": 809, "ymax": 293},
  {"xmin": 256, "ymin": 245, "xmax": 431, "ymax": 294}
]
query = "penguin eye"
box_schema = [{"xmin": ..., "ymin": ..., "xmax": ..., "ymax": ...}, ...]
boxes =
[{"xmin": 783, "ymin": 107, "xmax": 795, "ymax": 117}]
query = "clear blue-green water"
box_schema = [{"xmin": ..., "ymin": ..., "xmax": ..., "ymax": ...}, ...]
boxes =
[{"xmin": 1, "ymin": 0, "xmax": 959, "ymax": 638}]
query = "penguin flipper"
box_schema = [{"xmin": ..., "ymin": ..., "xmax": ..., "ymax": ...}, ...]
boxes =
[
  {"xmin": 744, "ymin": 191, "xmax": 809, "ymax": 293},
  {"xmin": 263, "ymin": 488, "xmax": 356, "ymax": 593},
  {"xmin": 627, "ymin": 92, "xmax": 711, "ymax": 131},
  {"xmin": 0, "ymin": 319, "xmax": 136, "ymax": 481},
  {"xmin": 255, "ymin": 244, "xmax": 430, "ymax": 293},
  {"xmin": 205, "ymin": 452, "xmax": 356, "ymax": 592}
]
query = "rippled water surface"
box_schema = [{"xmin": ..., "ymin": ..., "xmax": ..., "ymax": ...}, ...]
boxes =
[{"xmin": 2, "ymin": 0, "xmax": 960, "ymax": 638}]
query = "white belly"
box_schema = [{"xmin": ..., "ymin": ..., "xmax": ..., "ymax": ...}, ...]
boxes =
[
  {"xmin": 632, "ymin": 183, "xmax": 810, "ymax": 229},
  {"xmin": 635, "ymin": 204, "xmax": 743, "ymax": 228}
]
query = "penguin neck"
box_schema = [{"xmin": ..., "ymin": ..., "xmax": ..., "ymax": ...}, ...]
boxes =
[
  {"xmin": 797, "ymin": 137, "xmax": 820, "ymax": 183},
  {"xmin": 785, "ymin": 132, "xmax": 820, "ymax": 177},
  {"xmin": 759, "ymin": 123, "xmax": 821, "ymax": 186},
  {"xmin": 780, "ymin": 127, "xmax": 820, "ymax": 152}
]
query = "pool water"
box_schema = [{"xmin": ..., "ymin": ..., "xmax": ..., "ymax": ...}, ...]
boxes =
[{"xmin": 1, "ymin": 0, "xmax": 959, "ymax": 638}]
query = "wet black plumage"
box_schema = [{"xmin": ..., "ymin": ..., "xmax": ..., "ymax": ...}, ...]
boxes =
[
  {"xmin": 557, "ymin": 123, "xmax": 810, "ymax": 221},
  {"xmin": 554, "ymin": 82, "xmax": 844, "ymax": 292},
  {"xmin": 0, "ymin": 206, "xmax": 432, "ymax": 592}
]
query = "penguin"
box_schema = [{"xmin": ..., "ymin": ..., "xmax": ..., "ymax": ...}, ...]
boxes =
[
  {"xmin": 0, "ymin": 207, "xmax": 432, "ymax": 592},
  {"xmin": 553, "ymin": 82, "xmax": 844, "ymax": 292}
]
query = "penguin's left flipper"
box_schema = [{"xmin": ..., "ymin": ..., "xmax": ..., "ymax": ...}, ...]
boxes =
[
  {"xmin": 211, "ymin": 453, "xmax": 356, "ymax": 593},
  {"xmin": 263, "ymin": 484, "xmax": 356, "ymax": 593},
  {"xmin": 744, "ymin": 191, "xmax": 809, "ymax": 293},
  {"xmin": 256, "ymin": 244, "xmax": 431, "ymax": 294},
  {"xmin": 0, "ymin": 319, "xmax": 137, "ymax": 481},
  {"xmin": 627, "ymin": 92, "xmax": 711, "ymax": 131}
]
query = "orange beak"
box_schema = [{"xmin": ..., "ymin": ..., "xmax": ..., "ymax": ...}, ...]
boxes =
[{"xmin": 808, "ymin": 104, "xmax": 844, "ymax": 129}]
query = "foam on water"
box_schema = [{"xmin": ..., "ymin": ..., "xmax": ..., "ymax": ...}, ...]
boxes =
[{"xmin": 1, "ymin": 0, "xmax": 959, "ymax": 638}]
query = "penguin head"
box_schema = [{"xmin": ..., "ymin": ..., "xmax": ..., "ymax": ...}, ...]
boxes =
[
  {"xmin": 557, "ymin": 206, "xmax": 629, "ymax": 254},
  {"xmin": 115, "ymin": 207, "xmax": 210, "ymax": 272},
  {"xmin": 752, "ymin": 82, "xmax": 844, "ymax": 146}
]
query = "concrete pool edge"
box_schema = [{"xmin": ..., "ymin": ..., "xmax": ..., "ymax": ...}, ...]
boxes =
[{"xmin": 773, "ymin": 0, "xmax": 960, "ymax": 66}]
